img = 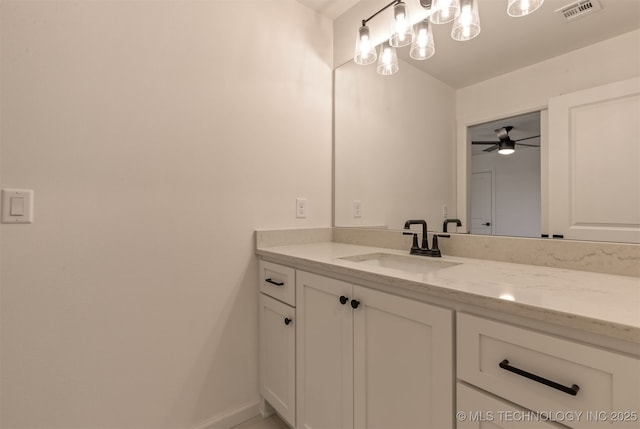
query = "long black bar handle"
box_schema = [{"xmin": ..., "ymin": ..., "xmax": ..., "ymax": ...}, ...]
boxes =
[
  {"xmin": 265, "ymin": 278, "xmax": 284, "ymax": 286},
  {"xmin": 499, "ymin": 359, "xmax": 580, "ymax": 396}
]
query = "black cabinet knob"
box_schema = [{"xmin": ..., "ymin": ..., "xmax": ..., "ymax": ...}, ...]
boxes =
[
  {"xmin": 284, "ymin": 317, "xmax": 292, "ymax": 325},
  {"xmin": 350, "ymin": 299, "xmax": 360, "ymax": 309},
  {"xmin": 482, "ymin": 222, "xmax": 491, "ymax": 226},
  {"xmin": 339, "ymin": 295, "xmax": 349, "ymax": 305}
]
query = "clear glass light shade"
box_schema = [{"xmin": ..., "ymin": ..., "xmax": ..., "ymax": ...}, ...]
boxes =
[
  {"xmin": 410, "ymin": 20, "xmax": 435, "ymax": 60},
  {"xmin": 451, "ymin": 0, "xmax": 480, "ymax": 41},
  {"xmin": 389, "ymin": 1, "xmax": 415, "ymax": 47},
  {"xmin": 354, "ymin": 25, "xmax": 377, "ymax": 65},
  {"xmin": 430, "ymin": 0, "xmax": 461, "ymax": 24},
  {"xmin": 377, "ymin": 42, "xmax": 399, "ymax": 76},
  {"xmin": 507, "ymin": 0, "xmax": 544, "ymax": 17}
]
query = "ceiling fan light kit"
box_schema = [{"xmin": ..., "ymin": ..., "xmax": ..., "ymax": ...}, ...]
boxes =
[{"xmin": 354, "ymin": 0, "xmax": 544, "ymax": 75}]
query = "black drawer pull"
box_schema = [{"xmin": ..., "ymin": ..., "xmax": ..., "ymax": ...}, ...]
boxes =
[
  {"xmin": 284, "ymin": 317, "xmax": 292, "ymax": 325},
  {"xmin": 499, "ymin": 359, "xmax": 580, "ymax": 396},
  {"xmin": 265, "ymin": 278, "xmax": 284, "ymax": 286}
]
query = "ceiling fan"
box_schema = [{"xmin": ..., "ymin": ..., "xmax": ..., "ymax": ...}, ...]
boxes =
[{"xmin": 472, "ymin": 126, "xmax": 540, "ymax": 155}]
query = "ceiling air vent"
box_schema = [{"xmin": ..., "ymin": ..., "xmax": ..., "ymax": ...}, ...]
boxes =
[{"xmin": 556, "ymin": 0, "xmax": 602, "ymax": 22}]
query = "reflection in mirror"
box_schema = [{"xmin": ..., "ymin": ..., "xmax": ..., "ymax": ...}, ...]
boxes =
[
  {"xmin": 469, "ymin": 111, "xmax": 541, "ymax": 238},
  {"xmin": 334, "ymin": 59, "xmax": 455, "ymax": 230},
  {"xmin": 335, "ymin": 1, "xmax": 640, "ymax": 242}
]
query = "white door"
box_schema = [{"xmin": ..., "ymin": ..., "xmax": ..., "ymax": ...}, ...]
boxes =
[
  {"xmin": 471, "ymin": 171, "xmax": 493, "ymax": 235},
  {"xmin": 296, "ymin": 271, "xmax": 353, "ymax": 429},
  {"xmin": 259, "ymin": 294, "xmax": 295, "ymax": 426},
  {"xmin": 353, "ymin": 286, "xmax": 453, "ymax": 429},
  {"xmin": 548, "ymin": 77, "xmax": 640, "ymax": 243}
]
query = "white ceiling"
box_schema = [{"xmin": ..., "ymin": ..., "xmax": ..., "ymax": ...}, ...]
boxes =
[
  {"xmin": 299, "ymin": 0, "xmax": 640, "ymax": 88},
  {"xmin": 296, "ymin": 0, "xmax": 360, "ymax": 20}
]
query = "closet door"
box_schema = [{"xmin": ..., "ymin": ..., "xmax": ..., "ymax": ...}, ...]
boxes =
[{"xmin": 548, "ymin": 77, "xmax": 640, "ymax": 243}]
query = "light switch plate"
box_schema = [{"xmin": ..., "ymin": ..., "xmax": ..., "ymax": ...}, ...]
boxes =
[
  {"xmin": 353, "ymin": 200, "xmax": 362, "ymax": 218},
  {"xmin": 296, "ymin": 197, "xmax": 307, "ymax": 218},
  {"xmin": 2, "ymin": 189, "xmax": 34, "ymax": 223}
]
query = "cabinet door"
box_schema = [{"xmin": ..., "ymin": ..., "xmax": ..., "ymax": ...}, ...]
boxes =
[
  {"xmin": 353, "ymin": 286, "xmax": 454, "ymax": 429},
  {"xmin": 548, "ymin": 77, "xmax": 640, "ymax": 243},
  {"xmin": 259, "ymin": 294, "xmax": 295, "ymax": 426},
  {"xmin": 296, "ymin": 271, "xmax": 354, "ymax": 429}
]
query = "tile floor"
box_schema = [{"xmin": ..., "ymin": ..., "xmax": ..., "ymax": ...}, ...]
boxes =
[{"xmin": 231, "ymin": 413, "xmax": 290, "ymax": 429}]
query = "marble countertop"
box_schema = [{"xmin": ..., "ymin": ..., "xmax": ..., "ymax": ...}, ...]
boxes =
[{"xmin": 257, "ymin": 241, "xmax": 640, "ymax": 344}]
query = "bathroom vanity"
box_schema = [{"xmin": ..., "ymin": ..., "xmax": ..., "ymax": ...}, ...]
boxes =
[{"xmin": 256, "ymin": 229, "xmax": 639, "ymax": 429}]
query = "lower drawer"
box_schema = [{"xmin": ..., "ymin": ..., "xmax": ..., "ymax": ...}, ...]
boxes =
[
  {"xmin": 457, "ymin": 383, "xmax": 562, "ymax": 429},
  {"xmin": 457, "ymin": 313, "xmax": 640, "ymax": 429}
]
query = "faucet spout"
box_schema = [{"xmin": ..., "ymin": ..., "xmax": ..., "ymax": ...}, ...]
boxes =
[
  {"xmin": 403, "ymin": 219, "xmax": 429, "ymax": 251},
  {"xmin": 443, "ymin": 218, "xmax": 462, "ymax": 233}
]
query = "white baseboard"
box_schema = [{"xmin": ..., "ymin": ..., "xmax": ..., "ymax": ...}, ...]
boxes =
[{"xmin": 190, "ymin": 400, "xmax": 261, "ymax": 429}]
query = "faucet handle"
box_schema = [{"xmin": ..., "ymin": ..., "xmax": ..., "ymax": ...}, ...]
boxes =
[
  {"xmin": 403, "ymin": 231, "xmax": 421, "ymax": 252},
  {"xmin": 430, "ymin": 235, "xmax": 441, "ymax": 257}
]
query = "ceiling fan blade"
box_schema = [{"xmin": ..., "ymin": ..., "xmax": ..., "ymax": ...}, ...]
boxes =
[
  {"xmin": 483, "ymin": 145, "xmax": 499, "ymax": 152},
  {"xmin": 514, "ymin": 135, "xmax": 541, "ymax": 142},
  {"xmin": 472, "ymin": 141, "xmax": 500, "ymax": 145},
  {"xmin": 517, "ymin": 143, "xmax": 540, "ymax": 147}
]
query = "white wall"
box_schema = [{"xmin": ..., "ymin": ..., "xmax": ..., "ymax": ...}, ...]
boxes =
[
  {"xmin": 334, "ymin": 58, "xmax": 455, "ymax": 229},
  {"xmin": 0, "ymin": 1, "xmax": 332, "ymax": 428},
  {"xmin": 472, "ymin": 149, "xmax": 541, "ymax": 238},
  {"xmin": 456, "ymin": 30, "xmax": 640, "ymax": 232}
]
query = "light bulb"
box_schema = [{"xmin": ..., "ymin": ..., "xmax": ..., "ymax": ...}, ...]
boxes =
[
  {"xmin": 451, "ymin": 0, "xmax": 480, "ymax": 41},
  {"xmin": 390, "ymin": 1, "xmax": 414, "ymax": 47},
  {"xmin": 354, "ymin": 24, "xmax": 377, "ymax": 65},
  {"xmin": 410, "ymin": 20, "xmax": 435, "ymax": 60},
  {"xmin": 377, "ymin": 41, "xmax": 399, "ymax": 75}
]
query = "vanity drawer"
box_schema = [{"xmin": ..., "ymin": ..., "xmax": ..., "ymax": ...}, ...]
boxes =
[
  {"xmin": 457, "ymin": 313, "xmax": 640, "ymax": 429},
  {"xmin": 457, "ymin": 383, "xmax": 562, "ymax": 428},
  {"xmin": 259, "ymin": 260, "xmax": 295, "ymax": 306}
]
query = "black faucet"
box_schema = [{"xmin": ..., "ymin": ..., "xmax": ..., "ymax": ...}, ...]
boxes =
[
  {"xmin": 403, "ymin": 220, "xmax": 444, "ymax": 257},
  {"xmin": 443, "ymin": 218, "xmax": 462, "ymax": 233}
]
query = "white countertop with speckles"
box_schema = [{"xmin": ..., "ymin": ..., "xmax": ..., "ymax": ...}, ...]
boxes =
[{"xmin": 257, "ymin": 241, "xmax": 640, "ymax": 344}]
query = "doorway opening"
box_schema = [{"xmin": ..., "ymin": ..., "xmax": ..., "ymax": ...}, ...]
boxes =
[{"xmin": 468, "ymin": 111, "xmax": 541, "ymax": 238}]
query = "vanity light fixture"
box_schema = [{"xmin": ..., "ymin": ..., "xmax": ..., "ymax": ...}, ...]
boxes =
[
  {"xmin": 451, "ymin": 0, "xmax": 481, "ymax": 41},
  {"xmin": 507, "ymin": 0, "xmax": 545, "ymax": 17},
  {"xmin": 354, "ymin": 0, "xmax": 541, "ymax": 75}
]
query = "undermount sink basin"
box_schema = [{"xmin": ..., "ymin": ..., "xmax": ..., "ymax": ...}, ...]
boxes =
[{"xmin": 340, "ymin": 252, "xmax": 460, "ymax": 274}]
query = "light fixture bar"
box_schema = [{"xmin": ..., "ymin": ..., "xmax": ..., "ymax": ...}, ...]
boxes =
[{"xmin": 362, "ymin": 0, "xmax": 400, "ymax": 26}]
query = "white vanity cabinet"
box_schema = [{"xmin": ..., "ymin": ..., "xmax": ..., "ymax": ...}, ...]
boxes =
[
  {"xmin": 259, "ymin": 261, "xmax": 296, "ymax": 426},
  {"xmin": 457, "ymin": 313, "xmax": 640, "ymax": 429},
  {"xmin": 295, "ymin": 270, "xmax": 454, "ymax": 429}
]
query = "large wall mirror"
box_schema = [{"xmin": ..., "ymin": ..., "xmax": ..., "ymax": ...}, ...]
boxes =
[{"xmin": 334, "ymin": 0, "xmax": 640, "ymax": 243}]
